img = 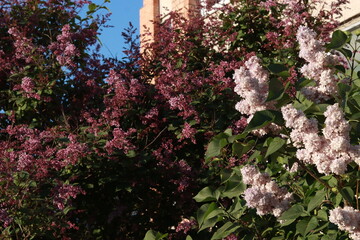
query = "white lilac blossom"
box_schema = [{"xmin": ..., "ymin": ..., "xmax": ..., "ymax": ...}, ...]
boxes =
[
  {"xmin": 329, "ymin": 206, "xmax": 360, "ymax": 240},
  {"xmin": 281, "ymin": 103, "xmax": 360, "ymax": 175},
  {"xmin": 234, "ymin": 56, "xmax": 270, "ymax": 115},
  {"xmin": 233, "ymin": 56, "xmax": 280, "ymax": 136},
  {"xmin": 241, "ymin": 165, "xmax": 292, "ymax": 217},
  {"xmin": 296, "ymin": 26, "xmax": 340, "ymax": 102}
]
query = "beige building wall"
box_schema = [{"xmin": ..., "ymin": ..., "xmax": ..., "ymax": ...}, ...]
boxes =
[
  {"xmin": 159, "ymin": 0, "xmax": 172, "ymax": 16},
  {"xmin": 140, "ymin": 0, "xmax": 360, "ymax": 45},
  {"xmin": 140, "ymin": 0, "xmax": 200, "ymax": 45},
  {"xmin": 139, "ymin": 0, "xmax": 160, "ymax": 44},
  {"xmin": 338, "ymin": 0, "xmax": 360, "ymax": 31}
]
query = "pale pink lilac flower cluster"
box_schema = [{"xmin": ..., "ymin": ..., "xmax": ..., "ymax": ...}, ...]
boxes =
[
  {"xmin": 102, "ymin": 70, "xmax": 145, "ymax": 127},
  {"xmin": 1, "ymin": 126, "xmax": 89, "ymax": 180},
  {"xmin": 181, "ymin": 122, "xmax": 197, "ymax": 144},
  {"xmin": 296, "ymin": 25, "xmax": 340, "ymax": 101},
  {"xmin": 231, "ymin": 117, "xmax": 248, "ymax": 135},
  {"xmin": 19, "ymin": 77, "xmax": 41, "ymax": 99},
  {"xmin": 105, "ymin": 128, "xmax": 137, "ymax": 154},
  {"xmin": 52, "ymin": 184, "xmax": 85, "ymax": 210},
  {"xmin": 0, "ymin": 207, "xmax": 12, "ymax": 228},
  {"xmin": 175, "ymin": 218, "xmax": 197, "ymax": 234},
  {"xmin": 49, "ymin": 24, "xmax": 79, "ymax": 67},
  {"xmin": 142, "ymin": 107, "xmax": 159, "ymax": 127},
  {"xmin": 223, "ymin": 233, "xmax": 238, "ymax": 240},
  {"xmin": 241, "ymin": 165, "xmax": 292, "ymax": 217},
  {"xmin": 281, "ymin": 103, "xmax": 360, "ymax": 175},
  {"xmin": 21, "ymin": 77, "xmax": 34, "ymax": 93},
  {"xmin": 227, "ymin": 155, "xmax": 247, "ymax": 169},
  {"xmin": 170, "ymin": 159, "xmax": 193, "ymax": 192},
  {"xmin": 261, "ymin": 0, "xmax": 311, "ymax": 49},
  {"xmin": 329, "ymin": 206, "xmax": 360, "ymax": 240},
  {"xmin": 233, "ymin": 56, "xmax": 279, "ymax": 136},
  {"xmin": 56, "ymin": 134, "xmax": 87, "ymax": 167},
  {"xmin": 168, "ymin": 94, "xmax": 198, "ymax": 120},
  {"xmin": 262, "ymin": 0, "xmax": 346, "ymax": 49},
  {"xmin": 8, "ymin": 27, "xmax": 35, "ymax": 63},
  {"xmin": 17, "ymin": 153, "xmax": 35, "ymax": 171}
]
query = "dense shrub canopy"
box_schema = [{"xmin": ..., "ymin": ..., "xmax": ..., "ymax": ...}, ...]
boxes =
[{"xmin": 0, "ymin": 0, "xmax": 357, "ymax": 239}]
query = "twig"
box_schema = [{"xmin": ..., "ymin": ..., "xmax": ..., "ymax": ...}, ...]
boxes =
[
  {"xmin": 357, "ymin": 166, "xmax": 360, "ymax": 210},
  {"xmin": 356, "ymin": 179, "xmax": 359, "ymax": 210},
  {"xmin": 144, "ymin": 126, "xmax": 167, "ymax": 149},
  {"xmin": 294, "ymin": 158, "xmax": 332, "ymax": 190}
]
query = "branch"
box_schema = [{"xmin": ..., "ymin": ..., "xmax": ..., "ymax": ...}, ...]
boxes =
[{"xmin": 144, "ymin": 126, "xmax": 167, "ymax": 149}]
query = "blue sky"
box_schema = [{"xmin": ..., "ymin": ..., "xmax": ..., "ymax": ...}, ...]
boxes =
[{"xmin": 91, "ymin": 0, "xmax": 143, "ymax": 58}]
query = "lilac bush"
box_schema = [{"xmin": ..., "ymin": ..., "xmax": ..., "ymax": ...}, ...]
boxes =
[
  {"xmin": 0, "ymin": 0, "xmax": 354, "ymax": 239},
  {"xmin": 190, "ymin": 25, "xmax": 360, "ymax": 239}
]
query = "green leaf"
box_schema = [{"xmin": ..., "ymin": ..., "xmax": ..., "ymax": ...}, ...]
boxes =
[
  {"xmin": 296, "ymin": 216, "xmax": 318, "ymax": 236},
  {"xmin": 194, "ymin": 187, "xmax": 219, "ymax": 202},
  {"xmin": 228, "ymin": 132, "xmax": 247, "ymax": 143},
  {"xmin": 326, "ymin": 30, "xmax": 348, "ymax": 49},
  {"xmin": 266, "ymin": 78, "xmax": 285, "ymax": 102},
  {"xmin": 334, "ymin": 65, "xmax": 346, "ymax": 73},
  {"xmin": 28, "ymin": 180, "xmax": 37, "ymax": 188},
  {"xmin": 88, "ymin": 3, "xmax": 97, "ymax": 11},
  {"xmin": 307, "ymin": 234, "xmax": 321, "ymax": 240},
  {"xmin": 197, "ymin": 203, "xmax": 223, "ymax": 232},
  {"xmin": 338, "ymin": 82, "xmax": 351, "ymax": 99},
  {"xmin": 321, "ymin": 230, "xmax": 338, "ymax": 240},
  {"xmin": 205, "ymin": 133, "xmax": 229, "ymax": 160},
  {"xmin": 267, "ymin": 64, "xmax": 288, "ymax": 75},
  {"xmin": 244, "ymin": 110, "xmax": 283, "ymax": 132},
  {"xmin": 220, "ymin": 169, "xmax": 233, "ymax": 183},
  {"xmin": 334, "ymin": 193, "xmax": 343, "ymax": 207},
  {"xmin": 248, "ymin": 150, "xmax": 261, "ymax": 161},
  {"xmin": 296, "ymin": 77, "xmax": 313, "ymax": 90},
  {"xmin": 261, "ymin": 227, "xmax": 274, "ymax": 237},
  {"xmin": 305, "ymin": 104, "xmax": 330, "ymax": 115},
  {"xmin": 143, "ymin": 230, "xmax": 168, "ymax": 240},
  {"xmin": 232, "ymin": 140, "xmax": 255, "ymax": 157},
  {"xmin": 265, "ymin": 137, "xmax": 286, "ymax": 158},
  {"xmin": 176, "ymin": 59, "xmax": 183, "ymax": 68},
  {"xmin": 338, "ymin": 48, "xmax": 352, "ymax": 58},
  {"xmin": 293, "ymin": 92, "xmax": 314, "ymax": 112},
  {"xmin": 211, "ymin": 222, "xmax": 240, "ymax": 240},
  {"xmin": 197, "ymin": 203, "xmax": 216, "ymax": 228},
  {"xmin": 199, "ymin": 209, "xmax": 223, "ymax": 231},
  {"xmin": 340, "ymin": 187, "xmax": 354, "ymax": 205},
  {"xmin": 232, "ymin": 142, "xmax": 243, "ymax": 157},
  {"xmin": 126, "ymin": 150, "xmax": 136, "ymax": 158},
  {"xmin": 317, "ymin": 209, "xmax": 328, "ymax": 221},
  {"xmin": 168, "ymin": 124, "xmax": 178, "ymax": 131},
  {"xmin": 279, "ymin": 204, "xmax": 306, "ymax": 222},
  {"xmin": 349, "ymin": 112, "xmax": 360, "ymax": 120},
  {"xmin": 313, "ymin": 222, "xmax": 329, "ymax": 233},
  {"xmin": 228, "ymin": 197, "xmax": 246, "ymax": 219},
  {"xmin": 63, "ymin": 206, "xmax": 75, "ymax": 215},
  {"xmin": 307, "ymin": 190, "xmax": 326, "ymax": 212},
  {"xmin": 222, "ymin": 179, "xmax": 246, "ymax": 198},
  {"xmin": 186, "ymin": 236, "xmax": 193, "ymax": 240},
  {"xmin": 352, "ymin": 94, "xmax": 360, "ymax": 108},
  {"xmin": 224, "ymin": 128, "xmax": 232, "ymax": 136}
]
